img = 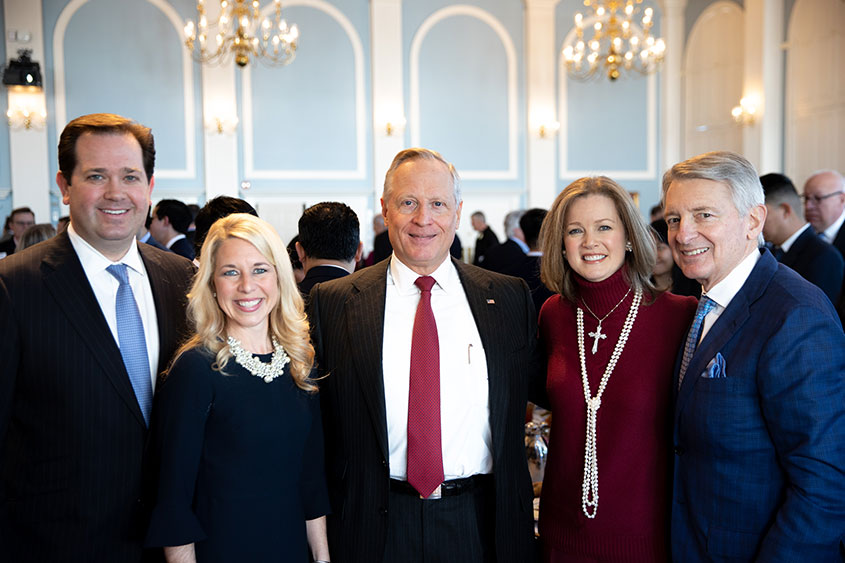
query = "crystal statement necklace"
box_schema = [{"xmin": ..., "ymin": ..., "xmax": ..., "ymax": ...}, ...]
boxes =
[
  {"xmin": 577, "ymin": 288, "xmax": 642, "ymax": 518},
  {"xmin": 227, "ymin": 336, "xmax": 290, "ymax": 383},
  {"xmin": 580, "ymin": 287, "xmax": 632, "ymax": 354}
]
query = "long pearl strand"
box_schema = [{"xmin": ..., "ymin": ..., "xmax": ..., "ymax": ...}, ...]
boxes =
[{"xmin": 577, "ymin": 288, "xmax": 642, "ymax": 519}]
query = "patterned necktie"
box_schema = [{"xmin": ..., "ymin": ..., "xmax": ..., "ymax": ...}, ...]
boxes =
[
  {"xmin": 678, "ymin": 296, "xmax": 716, "ymax": 390},
  {"xmin": 106, "ymin": 264, "xmax": 152, "ymax": 426},
  {"xmin": 406, "ymin": 276, "xmax": 444, "ymax": 498}
]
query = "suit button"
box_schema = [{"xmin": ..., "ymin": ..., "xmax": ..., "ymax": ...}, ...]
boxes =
[{"xmin": 673, "ymin": 445, "xmax": 684, "ymax": 455}]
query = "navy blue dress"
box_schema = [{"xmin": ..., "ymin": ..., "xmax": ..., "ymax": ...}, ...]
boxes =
[{"xmin": 145, "ymin": 347, "xmax": 330, "ymax": 562}]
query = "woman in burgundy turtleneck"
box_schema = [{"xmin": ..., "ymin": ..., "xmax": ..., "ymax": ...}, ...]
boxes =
[{"xmin": 536, "ymin": 177, "xmax": 697, "ymax": 562}]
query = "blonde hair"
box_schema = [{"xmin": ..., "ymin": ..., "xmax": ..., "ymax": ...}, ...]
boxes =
[
  {"xmin": 173, "ymin": 213, "xmax": 316, "ymax": 392},
  {"xmin": 539, "ymin": 176, "xmax": 657, "ymax": 302}
]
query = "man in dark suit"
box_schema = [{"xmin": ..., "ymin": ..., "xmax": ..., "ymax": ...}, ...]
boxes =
[
  {"xmin": 149, "ymin": 198, "xmax": 195, "ymax": 260},
  {"xmin": 803, "ymin": 169, "xmax": 845, "ymax": 324},
  {"xmin": 481, "ymin": 209, "xmax": 528, "ymax": 276},
  {"xmin": 663, "ymin": 151, "xmax": 845, "ymax": 562},
  {"xmin": 514, "ymin": 207, "xmax": 554, "ymax": 316},
  {"xmin": 470, "ymin": 211, "xmax": 499, "ymax": 265},
  {"xmin": 0, "ymin": 113, "xmax": 194, "ymax": 562},
  {"xmin": 0, "ymin": 207, "xmax": 35, "ymax": 257},
  {"xmin": 296, "ymin": 201, "xmax": 362, "ymax": 295},
  {"xmin": 309, "ymin": 148, "xmax": 538, "ymax": 563},
  {"xmin": 761, "ymin": 172, "xmax": 843, "ymax": 304}
]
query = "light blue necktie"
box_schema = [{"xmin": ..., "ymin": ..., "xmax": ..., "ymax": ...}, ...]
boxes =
[
  {"xmin": 678, "ymin": 296, "xmax": 716, "ymax": 390},
  {"xmin": 106, "ymin": 264, "xmax": 152, "ymax": 426}
]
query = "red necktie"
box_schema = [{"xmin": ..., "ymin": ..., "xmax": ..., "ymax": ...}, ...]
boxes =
[{"xmin": 407, "ymin": 276, "xmax": 444, "ymax": 498}]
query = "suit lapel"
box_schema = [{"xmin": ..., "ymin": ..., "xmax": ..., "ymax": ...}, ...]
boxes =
[
  {"xmin": 41, "ymin": 234, "xmax": 146, "ymax": 427},
  {"xmin": 346, "ymin": 261, "xmax": 390, "ymax": 461},
  {"xmin": 453, "ymin": 260, "xmax": 509, "ymax": 451},
  {"xmin": 675, "ymin": 251, "xmax": 776, "ymax": 422}
]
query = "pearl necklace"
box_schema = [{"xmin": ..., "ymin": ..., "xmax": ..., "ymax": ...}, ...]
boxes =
[
  {"xmin": 227, "ymin": 336, "xmax": 290, "ymax": 383},
  {"xmin": 580, "ymin": 287, "xmax": 632, "ymax": 354},
  {"xmin": 577, "ymin": 288, "xmax": 642, "ymax": 519}
]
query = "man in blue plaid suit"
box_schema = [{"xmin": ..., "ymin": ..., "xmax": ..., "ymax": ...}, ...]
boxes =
[{"xmin": 662, "ymin": 151, "xmax": 845, "ymax": 561}]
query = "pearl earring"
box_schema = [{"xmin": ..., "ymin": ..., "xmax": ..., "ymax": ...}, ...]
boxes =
[{"xmin": 625, "ymin": 242, "xmax": 633, "ymax": 252}]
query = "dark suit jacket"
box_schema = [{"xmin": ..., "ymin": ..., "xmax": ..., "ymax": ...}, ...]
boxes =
[
  {"xmin": 830, "ymin": 225, "xmax": 845, "ymax": 328},
  {"xmin": 0, "ymin": 232, "xmax": 194, "ymax": 562},
  {"xmin": 308, "ymin": 258, "xmax": 538, "ymax": 563},
  {"xmin": 298, "ymin": 264, "xmax": 350, "ymax": 295},
  {"xmin": 143, "ymin": 234, "xmax": 168, "ymax": 252},
  {"xmin": 168, "ymin": 236, "xmax": 195, "ymax": 261},
  {"xmin": 779, "ymin": 227, "xmax": 844, "ymax": 305},
  {"xmin": 480, "ymin": 238, "xmax": 527, "ymax": 277},
  {"xmin": 473, "ymin": 226, "xmax": 499, "ymax": 266},
  {"xmin": 671, "ymin": 250, "xmax": 845, "ymax": 562}
]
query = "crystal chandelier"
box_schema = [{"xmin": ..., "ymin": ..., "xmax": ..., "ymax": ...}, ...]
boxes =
[
  {"xmin": 562, "ymin": 0, "xmax": 665, "ymax": 81},
  {"xmin": 183, "ymin": 0, "xmax": 299, "ymax": 68}
]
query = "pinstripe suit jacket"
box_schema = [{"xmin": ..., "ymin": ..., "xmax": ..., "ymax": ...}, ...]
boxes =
[
  {"xmin": 0, "ymin": 232, "xmax": 194, "ymax": 563},
  {"xmin": 671, "ymin": 250, "xmax": 845, "ymax": 562},
  {"xmin": 309, "ymin": 258, "xmax": 538, "ymax": 563}
]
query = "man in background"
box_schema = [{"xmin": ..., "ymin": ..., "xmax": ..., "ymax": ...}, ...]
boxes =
[
  {"xmin": 481, "ymin": 209, "xmax": 527, "ymax": 275},
  {"xmin": 0, "ymin": 113, "xmax": 194, "ymax": 562},
  {"xmin": 761, "ymin": 172, "xmax": 843, "ymax": 304},
  {"xmin": 296, "ymin": 202, "xmax": 362, "ymax": 295},
  {"xmin": 0, "ymin": 207, "xmax": 35, "ymax": 257},
  {"xmin": 192, "ymin": 196, "xmax": 258, "ymax": 261},
  {"xmin": 470, "ymin": 211, "xmax": 499, "ymax": 266},
  {"xmin": 149, "ymin": 198, "xmax": 195, "ymax": 260},
  {"xmin": 663, "ymin": 151, "xmax": 845, "ymax": 561}
]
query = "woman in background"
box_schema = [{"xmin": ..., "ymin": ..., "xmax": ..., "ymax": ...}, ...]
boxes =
[
  {"xmin": 18, "ymin": 223, "xmax": 56, "ymax": 251},
  {"xmin": 537, "ymin": 177, "xmax": 696, "ymax": 562},
  {"xmin": 145, "ymin": 213, "xmax": 330, "ymax": 563}
]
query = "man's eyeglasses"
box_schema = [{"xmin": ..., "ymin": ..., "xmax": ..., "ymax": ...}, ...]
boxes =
[{"xmin": 802, "ymin": 191, "xmax": 844, "ymax": 205}]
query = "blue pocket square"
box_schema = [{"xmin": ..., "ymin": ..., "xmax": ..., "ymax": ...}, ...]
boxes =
[{"xmin": 702, "ymin": 353, "xmax": 727, "ymax": 379}]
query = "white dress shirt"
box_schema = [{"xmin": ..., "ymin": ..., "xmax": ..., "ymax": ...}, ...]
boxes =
[
  {"xmin": 67, "ymin": 224, "xmax": 161, "ymax": 391},
  {"xmin": 383, "ymin": 255, "xmax": 493, "ymax": 480},
  {"xmin": 780, "ymin": 223, "xmax": 811, "ymax": 253},
  {"xmin": 699, "ymin": 249, "xmax": 761, "ymax": 343},
  {"xmin": 820, "ymin": 208, "xmax": 845, "ymax": 243},
  {"xmin": 164, "ymin": 233, "xmax": 186, "ymax": 249}
]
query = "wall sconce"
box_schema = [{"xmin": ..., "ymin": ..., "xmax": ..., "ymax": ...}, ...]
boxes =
[
  {"xmin": 6, "ymin": 105, "xmax": 46, "ymax": 130},
  {"xmin": 537, "ymin": 121, "xmax": 560, "ymax": 139},
  {"xmin": 204, "ymin": 115, "xmax": 239, "ymax": 135},
  {"xmin": 731, "ymin": 96, "xmax": 758, "ymax": 126},
  {"xmin": 384, "ymin": 117, "xmax": 406, "ymax": 137}
]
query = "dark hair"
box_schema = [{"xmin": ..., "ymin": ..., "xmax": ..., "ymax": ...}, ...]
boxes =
[
  {"xmin": 287, "ymin": 235, "xmax": 303, "ymax": 271},
  {"xmin": 650, "ymin": 218, "xmax": 669, "ymax": 244},
  {"xmin": 58, "ymin": 113, "xmax": 155, "ymax": 182},
  {"xmin": 519, "ymin": 208, "xmax": 547, "ymax": 249},
  {"xmin": 193, "ymin": 196, "xmax": 258, "ymax": 257},
  {"xmin": 760, "ymin": 173, "xmax": 798, "ymax": 202},
  {"xmin": 153, "ymin": 199, "xmax": 193, "ymax": 234},
  {"xmin": 10, "ymin": 207, "xmax": 34, "ymax": 221},
  {"xmin": 298, "ymin": 202, "xmax": 360, "ymax": 262}
]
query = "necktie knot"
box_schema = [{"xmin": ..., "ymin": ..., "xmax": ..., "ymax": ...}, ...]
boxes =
[
  {"xmin": 107, "ymin": 263, "xmax": 130, "ymax": 285},
  {"xmin": 415, "ymin": 276, "xmax": 436, "ymax": 293},
  {"xmin": 696, "ymin": 296, "xmax": 716, "ymax": 320}
]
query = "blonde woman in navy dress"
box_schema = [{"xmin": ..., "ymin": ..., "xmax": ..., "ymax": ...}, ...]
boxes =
[{"xmin": 145, "ymin": 213, "xmax": 330, "ymax": 563}]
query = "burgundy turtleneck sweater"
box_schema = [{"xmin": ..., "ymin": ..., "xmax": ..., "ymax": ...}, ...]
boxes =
[{"xmin": 538, "ymin": 268, "xmax": 696, "ymax": 562}]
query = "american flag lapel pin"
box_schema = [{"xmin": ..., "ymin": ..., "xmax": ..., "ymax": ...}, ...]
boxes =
[{"xmin": 486, "ymin": 298, "xmax": 495, "ymax": 305}]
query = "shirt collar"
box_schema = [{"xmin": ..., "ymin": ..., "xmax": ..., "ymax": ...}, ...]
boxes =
[
  {"xmin": 780, "ymin": 223, "xmax": 810, "ymax": 253},
  {"xmin": 67, "ymin": 223, "xmax": 147, "ymax": 277},
  {"xmin": 702, "ymin": 249, "xmax": 760, "ymax": 310},
  {"xmin": 510, "ymin": 236, "xmax": 530, "ymax": 254},
  {"xmin": 387, "ymin": 253, "xmax": 458, "ymax": 296},
  {"xmin": 822, "ymin": 208, "xmax": 845, "ymax": 241},
  {"xmin": 165, "ymin": 233, "xmax": 186, "ymax": 248}
]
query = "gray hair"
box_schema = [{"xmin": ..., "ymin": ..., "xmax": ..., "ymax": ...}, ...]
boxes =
[
  {"xmin": 383, "ymin": 148, "xmax": 461, "ymax": 204},
  {"xmin": 503, "ymin": 210, "xmax": 525, "ymax": 238},
  {"xmin": 805, "ymin": 169, "xmax": 845, "ymax": 190},
  {"xmin": 662, "ymin": 151, "xmax": 764, "ymax": 244}
]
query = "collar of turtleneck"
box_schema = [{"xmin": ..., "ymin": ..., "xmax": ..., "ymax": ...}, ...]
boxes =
[{"xmin": 573, "ymin": 267, "xmax": 633, "ymax": 318}]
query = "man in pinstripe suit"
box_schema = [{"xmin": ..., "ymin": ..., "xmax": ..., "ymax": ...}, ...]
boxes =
[
  {"xmin": 0, "ymin": 114, "xmax": 194, "ymax": 562},
  {"xmin": 309, "ymin": 148, "xmax": 539, "ymax": 563}
]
